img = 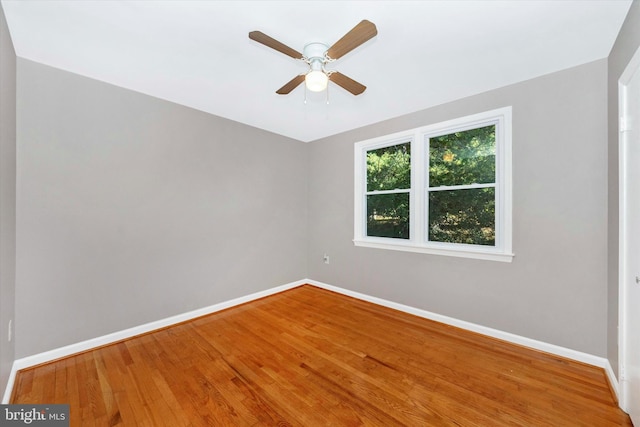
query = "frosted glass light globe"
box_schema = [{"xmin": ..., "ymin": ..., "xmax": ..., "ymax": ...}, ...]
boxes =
[{"xmin": 305, "ymin": 70, "xmax": 328, "ymax": 92}]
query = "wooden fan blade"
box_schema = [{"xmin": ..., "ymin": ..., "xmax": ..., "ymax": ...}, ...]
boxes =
[
  {"xmin": 329, "ymin": 72, "xmax": 366, "ymax": 95},
  {"xmin": 276, "ymin": 75, "xmax": 306, "ymax": 94},
  {"xmin": 249, "ymin": 31, "xmax": 303, "ymax": 59},
  {"xmin": 326, "ymin": 20, "xmax": 377, "ymax": 60}
]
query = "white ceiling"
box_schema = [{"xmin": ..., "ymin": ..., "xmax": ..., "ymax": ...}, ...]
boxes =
[{"xmin": 1, "ymin": 0, "xmax": 632, "ymax": 142}]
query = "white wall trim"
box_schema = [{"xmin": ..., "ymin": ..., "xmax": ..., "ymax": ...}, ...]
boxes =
[
  {"xmin": 617, "ymin": 43, "xmax": 640, "ymax": 414},
  {"xmin": 2, "ymin": 363, "xmax": 19, "ymax": 404},
  {"xmin": 3, "ymin": 277, "xmax": 619, "ymax": 404},
  {"xmin": 306, "ymin": 279, "xmax": 614, "ymax": 372},
  {"xmin": 604, "ymin": 359, "xmax": 620, "ymax": 404},
  {"xmin": 2, "ymin": 279, "xmax": 305, "ymax": 403}
]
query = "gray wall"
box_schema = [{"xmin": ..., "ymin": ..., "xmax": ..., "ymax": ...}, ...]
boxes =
[
  {"xmin": 308, "ymin": 59, "xmax": 609, "ymax": 357},
  {"xmin": 607, "ymin": 1, "xmax": 640, "ymax": 378},
  {"xmin": 15, "ymin": 59, "xmax": 308, "ymax": 357},
  {"xmin": 0, "ymin": 5, "xmax": 16, "ymax": 398}
]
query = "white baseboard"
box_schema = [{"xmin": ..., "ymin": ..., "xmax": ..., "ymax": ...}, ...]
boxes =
[
  {"xmin": 604, "ymin": 360, "xmax": 620, "ymax": 404},
  {"xmin": 306, "ymin": 279, "xmax": 619, "ymax": 386},
  {"xmin": 2, "ymin": 279, "xmax": 305, "ymax": 403},
  {"xmin": 3, "ymin": 277, "xmax": 621, "ymax": 405}
]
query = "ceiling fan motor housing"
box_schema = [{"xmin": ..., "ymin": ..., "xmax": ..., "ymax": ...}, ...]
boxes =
[{"xmin": 303, "ymin": 42, "xmax": 329, "ymax": 63}]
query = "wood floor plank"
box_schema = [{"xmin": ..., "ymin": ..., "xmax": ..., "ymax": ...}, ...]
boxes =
[{"xmin": 10, "ymin": 285, "xmax": 633, "ymax": 426}]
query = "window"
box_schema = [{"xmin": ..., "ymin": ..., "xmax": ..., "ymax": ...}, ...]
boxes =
[
  {"xmin": 354, "ymin": 107, "xmax": 513, "ymax": 262},
  {"xmin": 366, "ymin": 142, "xmax": 411, "ymax": 239}
]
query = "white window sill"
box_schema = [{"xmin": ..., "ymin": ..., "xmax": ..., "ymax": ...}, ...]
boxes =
[{"xmin": 353, "ymin": 239, "xmax": 514, "ymax": 263}]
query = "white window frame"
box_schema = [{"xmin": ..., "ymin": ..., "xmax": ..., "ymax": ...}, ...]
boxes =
[{"xmin": 354, "ymin": 107, "xmax": 513, "ymax": 262}]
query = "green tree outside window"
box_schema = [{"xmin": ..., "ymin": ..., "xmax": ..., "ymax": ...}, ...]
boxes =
[{"xmin": 366, "ymin": 143, "xmax": 411, "ymax": 239}]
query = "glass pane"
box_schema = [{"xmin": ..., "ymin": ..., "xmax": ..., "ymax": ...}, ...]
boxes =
[
  {"xmin": 428, "ymin": 188, "xmax": 495, "ymax": 246},
  {"xmin": 367, "ymin": 142, "xmax": 411, "ymax": 191},
  {"xmin": 429, "ymin": 125, "xmax": 495, "ymax": 187},
  {"xmin": 367, "ymin": 193, "xmax": 410, "ymax": 239}
]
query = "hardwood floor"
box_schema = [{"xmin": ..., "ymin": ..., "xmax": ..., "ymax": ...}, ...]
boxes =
[{"xmin": 11, "ymin": 285, "xmax": 632, "ymax": 426}]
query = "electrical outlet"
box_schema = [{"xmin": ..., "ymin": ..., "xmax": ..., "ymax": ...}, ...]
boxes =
[
  {"xmin": 8, "ymin": 319, "xmax": 12, "ymax": 342},
  {"xmin": 323, "ymin": 254, "xmax": 330, "ymax": 264}
]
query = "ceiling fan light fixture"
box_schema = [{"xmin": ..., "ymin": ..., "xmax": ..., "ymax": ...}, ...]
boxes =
[
  {"xmin": 250, "ymin": 20, "xmax": 377, "ymax": 96},
  {"xmin": 305, "ymin": 70, "xmax": 328, "ymax": 92}
]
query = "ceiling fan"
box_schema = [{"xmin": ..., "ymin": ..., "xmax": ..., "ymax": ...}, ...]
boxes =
[{"xmin": 249, "ymin": 20, "xmax": 377, "ymax": 96}]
